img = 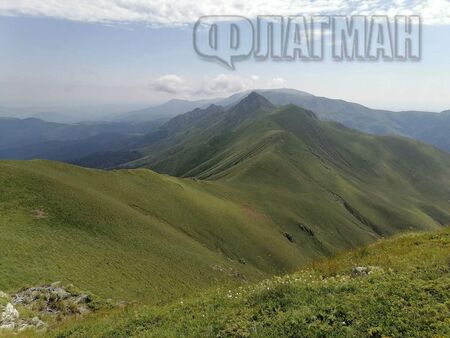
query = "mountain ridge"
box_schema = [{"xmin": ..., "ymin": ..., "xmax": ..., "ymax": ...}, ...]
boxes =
[
  {"xmin": 112, "ymin": 88, "xmax": 450, "ymax": 152},
  {"xmin": 0, "ymin": 89, "xmax": 448, "ymax": 165}
]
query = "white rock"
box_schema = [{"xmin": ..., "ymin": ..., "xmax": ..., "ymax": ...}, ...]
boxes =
[
  {"xmin": 1, "ymin": 303, "xmax": 19, "ymax": 324},
  {"xmin": 31, "ymin": 316, "xmax": 46, "ymax": 329},
  {"xmin": 351, "ymin": 265, "xmax": 383, "ymax": 276},
  {"xmin": 0, "ymin": 291, "xmax": 7, "ymax": 299},
  {"xmin": 0, "ymin": 323, "xmax": 15, "ymax": 330}
]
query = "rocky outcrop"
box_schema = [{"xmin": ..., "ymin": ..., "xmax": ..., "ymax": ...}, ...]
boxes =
[
  {"xmin": 297, "ymin": 223, "xmax": 315, "ymax": 237},
  {"xmin": 0, "ymin": 282, "xmax": 100, "ymax": 332},
  {"xmin": 283, "ymin": 232, "xmax": 294, "ymax": 243},
  {"xmin": 12, "ymin": 282, "xmax": 93, "ymax": 315}
]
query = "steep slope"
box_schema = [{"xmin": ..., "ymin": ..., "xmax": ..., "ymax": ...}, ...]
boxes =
[
  {"xmin": 126, "ymin": 93, "xmax": 276, "ymax": 175},
  {"xmin": 123, "ymin": 94, "xmax": 450, "ymax": 244},
  {"xmin": 48, "ymin": 227, "xmax": 450, "ymax": 338}
]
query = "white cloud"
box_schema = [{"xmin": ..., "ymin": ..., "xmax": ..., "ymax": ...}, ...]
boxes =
[
  {"xmin": 0, "ymin": 0, "xmax": 448, "ymax": 25},
  {"xmin": 151, "ymin": 74, "xmax": 186, "ymax": 94},
  {"xmin": 197, "ymin": 74, "xmax": 250, "ymax": 96},
  {"xmin": 151, "ymin": 73, "xmax": 265, "ymax": 97}
]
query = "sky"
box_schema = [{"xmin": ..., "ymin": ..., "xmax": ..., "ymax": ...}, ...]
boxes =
[{"xmin": 0, "ymin": 0, "xmax": 449, "ymax": 114}]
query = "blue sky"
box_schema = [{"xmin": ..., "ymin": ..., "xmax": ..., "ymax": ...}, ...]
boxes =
[{"xmin": 0, "ymin": 1, "xmax": 449, "ymax": 112}]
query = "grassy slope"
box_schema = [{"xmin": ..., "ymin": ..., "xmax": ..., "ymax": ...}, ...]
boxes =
[
  {"xmin": 0, "ymin": 160, "xmax": 288, "ymax": 302},
  {"xmin": 134, "ymin": 100, "xmax": 450, "ymax": 252},
  {"xmin": 46, "ymin": 227, "xmax": 450, "ymax": 338},
  {"xmin": 2, "ymin": 156, "xmax": 369, "ymax": 303}
]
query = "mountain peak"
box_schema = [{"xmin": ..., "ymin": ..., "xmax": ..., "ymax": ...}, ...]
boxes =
[
  {"xmin": 233, "ymin": 92, "xmax": 274, "ymax": 112},
  {"xmin": 245, "ymin": 91, "xmax": 271, "ymax": 103}
]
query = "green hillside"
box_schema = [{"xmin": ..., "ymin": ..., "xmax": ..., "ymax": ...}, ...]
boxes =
[
  {"xmin": 46, "ymin": 227, "xmax": 450, "ymax": 337},
  {"xmin": 1, "ymin": 93, "xmax": 449, "ymax": 308},
  {"xmin": 0, "ymin": 160, "xmax": 288, "ymax": 302},
  {"xmin": 131, "ymin": 93, "xmax": 450, "ymax": 239}
]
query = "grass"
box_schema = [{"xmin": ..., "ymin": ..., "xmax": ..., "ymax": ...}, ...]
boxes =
[
  {"xmin": 0, "ymin": 160, "xmax": 275, "ymax": 303},
  {"xmin": 41, "ymin": 227, "xmax": 450, "ymax": 337}
]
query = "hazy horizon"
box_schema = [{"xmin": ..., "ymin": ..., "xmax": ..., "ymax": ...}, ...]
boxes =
[{"xmin": 1, "ymin": 1, "xmax": 450, "ymax": 115}]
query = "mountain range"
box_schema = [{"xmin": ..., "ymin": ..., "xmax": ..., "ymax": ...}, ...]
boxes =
[
  {"xmin": 112, "ymin": 88, "xmax": 450, "ymax": 154},
  {"xmin": 0, "ymin": 117, "xmax": 163, "ymax": 161},
  {"xmin": 1, "ymin": 92, "xmax": 449, "ymax": 305},
  {"xmin": 0, "ymin": 89, "xmax": 448, "ymax": 165}
]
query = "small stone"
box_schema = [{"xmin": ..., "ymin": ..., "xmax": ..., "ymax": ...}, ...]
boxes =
[
  {"xmin": 351, "ymin": 266, "xmax": 383, "ymax": 277},
  {"xmin": 0, "ymin": 291, "xmax": 8, "ymax": 299},
  {"xmin": 352, "ymin": 266, "xmax": 370, "ymax": 276},
  {"xmin": 31, "ymin": 316, "xmax": 46, "ymax": 329}
]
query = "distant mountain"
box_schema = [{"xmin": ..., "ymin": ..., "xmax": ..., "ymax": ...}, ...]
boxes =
[
  {"xmin": 387, "ymin": 110, "xmax": 450, "ymax": 153},
  {"xmin": 113, "ymin": 89, "xmax": 450, "ymax": 152},
  {"xmin": 0, "ymin": 117, "xmax": 163, "ymax": 160},
  {"xmin": 31, "ymin": 111, "xmax": 71, "ymax": 123},
  {"xmin": 0, "ymin": 132, "xmax": 138, "ymax": 161},
  {"xmin": 0, "ymin": 88, "xmax": 448, "ymax": 164},
  {"xmin": 256, "ymin": 89, "xmax": 450, "ymax": 152},
  {"xmin": 0, "ymin": 105, "xmax": 31, "ymax": 119},
  {"xmin": 115, "ymin": 98, "xmax": 215, "ymax": 122},
  {"xmin": 113, "ymin": 90, "xmax": 310, "ymax": 122}
]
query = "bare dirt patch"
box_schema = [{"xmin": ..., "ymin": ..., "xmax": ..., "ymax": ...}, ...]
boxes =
[
  {"xmin": 32, "ymin": 209, "xmax": 47, "ymax": 219},
  {"xmin": 240, "ymin": 204, "xmax": 268, "ymax": 222}
]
